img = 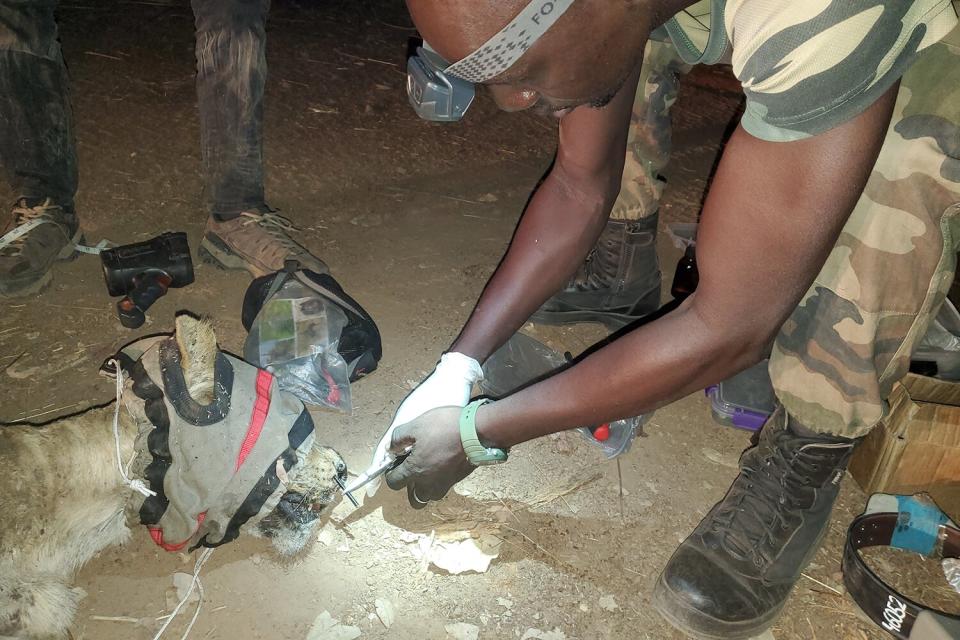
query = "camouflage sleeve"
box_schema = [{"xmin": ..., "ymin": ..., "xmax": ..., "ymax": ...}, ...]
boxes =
[{"xmin": 726, "ymin": 0, "xmax": 958, "ymax": 141}]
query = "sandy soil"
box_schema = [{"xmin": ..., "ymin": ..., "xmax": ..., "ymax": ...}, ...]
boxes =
[{"xmin": 1, "ymin": 2, "xmax": 955, "ymax": 639}]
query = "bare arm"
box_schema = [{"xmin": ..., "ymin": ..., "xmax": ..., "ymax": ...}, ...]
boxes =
[
  {"xmin": 449, "ymin": 66, "xmax": 642, "ymax": 361},
  {"xmin": 475, "ymin": 83, "xmax": 899, "ymax": 448}
]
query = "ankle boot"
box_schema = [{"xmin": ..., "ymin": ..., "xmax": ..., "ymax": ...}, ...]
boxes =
[
  {"xmin": 653, "ymin": 410, "xmax": 858, "ymax": 639},
  {"xmin": 530, "ymin": 213, "xmax": 660, "ymax": 330}
]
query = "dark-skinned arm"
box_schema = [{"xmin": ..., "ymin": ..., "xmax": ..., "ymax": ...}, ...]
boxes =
[
  {"xmin": 474, "ymin": 83, "xmax": 899, "ymax": 449},
  {"xmin": 449, "ymin": 66, "xmax": 642, "ymax": 362}
]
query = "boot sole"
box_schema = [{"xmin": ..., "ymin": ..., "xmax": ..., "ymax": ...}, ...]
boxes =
[
  {"xmin": 0, "ymin": 230, "xmax": 84, "ymax": 298},
  {"xmin": 651, "ymin": 572, "xmax": 787, "ymax": 640},
  {"xmin": 199, "ymin": 234, "xmax": 269, "ymax": 278}
]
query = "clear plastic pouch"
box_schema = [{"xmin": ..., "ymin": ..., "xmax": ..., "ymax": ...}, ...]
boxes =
[
  {"xmin": 480, "ymin": 331, "xmax": 647, "ymax": 459},
  {"xmin": 243, "ymin": 278, "xmax": 352, "ymax": 413}
]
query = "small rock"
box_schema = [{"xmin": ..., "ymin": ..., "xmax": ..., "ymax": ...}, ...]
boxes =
[
  {"xmin": 317, "ymin": 527, "xmax": 335, "ymax": 546},
  {"xmin": 250, "ymin": 553, "xmax": 262, "ymax": 566},
  {"xmin": 172, "ymin": 573, "xmax": 199, "ymax": 605},
  {"xmin": 477, "ymin": 193, "xmax": 499, "ymax": 203},
  {"xmin": 578, "ymin": 603, "xmax": 589, "ymax": 612},
  {"xmin": 306, "ymin": 611, "xmax": 361, "ymax": 640},
  {"xmin": 497, "ymin": 597, "xmax": 513, "ymax": 609},
  {"xmin": 375, "ymin": 598, "xmax": 395, "ymax": 628},
  {"xmin": 521, "ymin": 629, "xmax": 566, "ymax": 640},
  {"xmin": 598, "ymin": 595, "xmax": 618, "ymax": 612},
  {"xmin": 336, "ymin": 544, "xmax": 350, "ymax": 553},
  {"xmin": 399, "ymin": 531, "xmax": 420, "ymax": 543},
  {"xmin": 445, "ymin": 622, "xmax": 480, "ymax": 640}
]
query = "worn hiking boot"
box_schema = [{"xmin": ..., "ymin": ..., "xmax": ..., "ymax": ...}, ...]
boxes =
[
  {"xmin": 652, "ymin": 410, "xmax": 858, "ymax": 639},
  {"xmin": 200, "ymin": 212, "xmax": 329, "ymax": 278},
  {"xmin": 530, "ymin": 213, "xmax": 660, "ymax": 330},
  {"xmin": 0, "ymin": 198, "xmax": 81, "ymax": 297}
]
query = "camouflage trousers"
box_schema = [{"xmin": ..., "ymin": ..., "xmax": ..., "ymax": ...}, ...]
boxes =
[
  {"xmin": 616, "ymin": 32, "xmax": 960, "ymax": 437},
  {"xmin": 772, "ymin": 32, "xmax": 960, "ymax": 438},
  {"xmin": 610, "ymin": 39, "xmax": 691, "ymax": 221}
]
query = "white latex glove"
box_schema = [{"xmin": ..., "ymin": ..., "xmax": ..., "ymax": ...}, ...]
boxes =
[{"xmin": 357, "ymin": 352, "xmax": 483, "ymax": 497}]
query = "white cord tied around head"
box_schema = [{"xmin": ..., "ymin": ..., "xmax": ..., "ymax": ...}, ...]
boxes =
[
  {"xmin": 153, "ymin": 547, "xmax": 214, "ymax": 640},
  {"xmin": 110, "ymin": 358, "xmax": 156, "ymax": 498},
  {"xmin": 107, "ymin": 359, "xmax": 212, "ymax": 640}
]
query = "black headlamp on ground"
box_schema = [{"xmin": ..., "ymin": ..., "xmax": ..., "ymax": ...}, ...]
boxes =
[{"xmin": 843, "ymin": 493, "xmax": 960, "ymax": 639}]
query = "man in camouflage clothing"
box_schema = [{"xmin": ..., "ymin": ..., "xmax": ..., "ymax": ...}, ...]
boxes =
[
  {"xmin": 541, "ymin": 2, "xmax": 960, "ymax": 441},
  {"xmin": 374, "ymin": 0, "xmax": 960, "ymax": 638}
]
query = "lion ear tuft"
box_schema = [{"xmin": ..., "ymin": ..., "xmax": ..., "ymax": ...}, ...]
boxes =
[{"xmin": 174, "ymin": 315, "xmax": 218, "ymax": 404}]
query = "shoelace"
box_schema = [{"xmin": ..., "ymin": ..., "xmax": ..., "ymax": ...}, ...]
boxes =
[
  {"xmin": 0, "ymin": 200, "xmax": 68, "ymax": 257},
  {"xmin": 239, "ymin": 211, "xmax": 303, "ymax": 253},
  {"xmin": 710, "ymin": 434, "xmax": 842, "ymax": 568}
]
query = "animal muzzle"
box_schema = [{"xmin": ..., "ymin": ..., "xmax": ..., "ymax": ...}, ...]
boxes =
[
  {"xmin": 276, "ymin": 491, "xmax": 319, "ymax": 525},
  {"xmin": 276, "ymin": 454, "xmax": 348, "ymax": 524}
]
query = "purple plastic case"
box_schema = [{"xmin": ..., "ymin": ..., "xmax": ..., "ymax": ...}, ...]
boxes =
[
  {"xmin": 705, "ymin": 385, "xmax": 768, "ymax": 431},
  {"xmin": 705, "ymin": 360, "xmax": 776, "ymax": 432}
]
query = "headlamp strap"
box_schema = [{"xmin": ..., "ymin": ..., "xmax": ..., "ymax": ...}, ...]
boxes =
[{"xmin": 444, "ymin": 0, "xmax": 575, "ymax": 83}]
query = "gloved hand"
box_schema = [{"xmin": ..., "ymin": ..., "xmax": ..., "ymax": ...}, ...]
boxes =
[
  {"xmin": 384, "ymin": 406, "xmax": 473, "ymax": 509},
  {"xmin": 361, "ymin": 352, "xmax": 482, "ymax": 496}
]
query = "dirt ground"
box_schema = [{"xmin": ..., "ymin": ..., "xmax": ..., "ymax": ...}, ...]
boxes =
[{"xmin": 2, "ymin": 2, "xmax": 957, "ymax": 639}]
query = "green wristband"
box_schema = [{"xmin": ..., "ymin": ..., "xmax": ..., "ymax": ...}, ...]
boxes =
[{"xmin": 459, "ymin": 399, "xmax": 508, "ymax": 466}]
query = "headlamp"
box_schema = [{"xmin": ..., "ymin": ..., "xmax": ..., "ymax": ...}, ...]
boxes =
[
  {"xmin": 406, "ymin": 45, "xmax": 476, "ymax": 122},
  {"xmin": 406, "ymin": 0, "xmax": 575, "ymax": 122}
]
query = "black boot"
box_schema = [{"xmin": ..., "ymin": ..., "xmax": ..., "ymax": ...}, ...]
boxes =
[
  {"xmin": 530, "ymin": 213, "xmax": 660, "ymax": 329},
  {"xmin": 652, "ymin": 410, "xmax": 858, "ymax": 639}
]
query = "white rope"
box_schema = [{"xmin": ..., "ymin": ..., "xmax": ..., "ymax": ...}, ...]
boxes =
[
  {"xmin": 107, "ymin": 359, "xmax": 212, "ymax": 640},
  {"xmin": 109, "ymin": 359, "xmax": 156, "ymax": 498},
  {"xmin": 152, "ymin": 547, "xmax": 214, "ymax": 640}
]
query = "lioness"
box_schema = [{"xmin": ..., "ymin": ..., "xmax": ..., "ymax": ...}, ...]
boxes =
[{"xmin": 0, "ymin": 315, "xmax": 347, "ymax": 638}]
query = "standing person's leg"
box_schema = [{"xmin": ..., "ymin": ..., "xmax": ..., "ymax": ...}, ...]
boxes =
[
  {"xmin": 532, "ymin": 39, "xmax": 691, "ymax": 329},
  {"xmin": 654, "ymin": 34, "xmax": 960, "ymax": 640},
  {"xmin": 192, "ymin": 0, "xmax": 326, "ymax": 277},
  {"xmin": 0, "ymin": 0, "xmax": 81, "ymax": 296},
  {"xmin": 192, "ymin": 0, "xmax": 267, "ymax": 219}
]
